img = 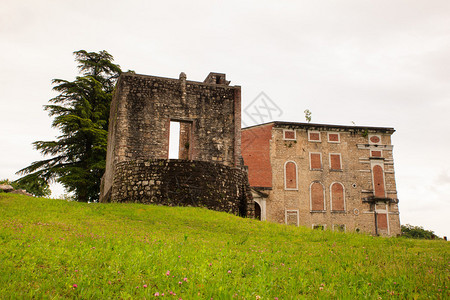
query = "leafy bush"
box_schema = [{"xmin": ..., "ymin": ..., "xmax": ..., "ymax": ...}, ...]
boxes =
[{"xmin": 401, "ymin": 224, "xmax": 439, "ymax": 240}]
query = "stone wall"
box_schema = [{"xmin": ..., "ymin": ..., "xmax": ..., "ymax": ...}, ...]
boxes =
[
  {"xmin": 108, "ymin": 159, "xmax": 251, "ymax": 216},
  {"xmin": 101, "ymin": 72, "xmax": 243, "ymax": 203}
]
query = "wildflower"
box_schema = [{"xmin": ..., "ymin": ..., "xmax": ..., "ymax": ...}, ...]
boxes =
[
  {"xmin": 162, "ymin": 293, "xmax": 165, "ymax": 296},
  {"xmin": 178, "ymin": 281, "xmax": 182, "ymax": 285},
  {"xmin": 73, "ymin": 284, "xmax": 78, "ymax": 288},
  {"xmin": 143, "ymin": 284, "xmax": 147, "ymax": 288},
  {"xmin": 275, "ymin": 298, "xmax": 279, "ymax": 300},
  {"xmin": 183, "ymin": 277, "xmax": 188, "ymax": 282},
  {"xmin": 227, "ymin": 270, "xmax": 232, "ymax": 274},
  {"xmin": 319, "ymin": 287, "xmax": 323, "ymax": 290},
  {"xmin": 209, "ymin": 263, "xmax": 212, "ymax": 267},
  {"xmin": 154, "ymin": 292, "xmax": 160, "ymax": 296},
  {"xmin": 108, "ymin": 281, "xmax": 111, "ymax": 285},
  {"xmin": 166, "ymin": 270, "xmax": 170, "ymax": 276}
]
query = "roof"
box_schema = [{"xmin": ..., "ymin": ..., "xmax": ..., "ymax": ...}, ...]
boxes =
[{"xmin": 242, "ymin": 121, "xmax": 395, "ymax": 133}]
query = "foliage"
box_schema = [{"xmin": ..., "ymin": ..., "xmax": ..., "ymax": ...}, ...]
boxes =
[
  {"xmin": 304, "ymin": 109, "xmax": 312, "ymax": 123},
  {"xmin": 0, "ymin": 178, "xmax": 51, "ymax": 197},
  {"xmin": 16, "ymin": 50, "xmax": 122, "ymax": 202},
  {"xmin": 0, "ymin": 194, "xmax": 448, "ymax": 299},
  {"xmin": 401, "ymin": 224, "xmax": 439, "ymax": 240}
]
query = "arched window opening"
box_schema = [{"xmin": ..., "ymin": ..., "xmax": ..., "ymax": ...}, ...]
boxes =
[
  {"xmin": 310, "ymin": 182, "xmax": 325, "ymax": 211},
  {"xmin": 373, "ymin": 165, "xmax": 385, "ymax": 197},
  {"xmin": 331, "ymin": 182, "xmax": 345, "ymax": 211}
]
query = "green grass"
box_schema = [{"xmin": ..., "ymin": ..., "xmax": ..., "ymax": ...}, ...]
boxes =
[{"xmin": 0, "ymin": 194, "xmax": 448, "ymax": 299}]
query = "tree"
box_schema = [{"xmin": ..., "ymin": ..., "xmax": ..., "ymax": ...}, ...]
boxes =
[
  {"xmin": 17, "ymin": 50, "xmax": 122, "ymax": 202},
  {"xmin": 401, "ymin": 224, "xmax": 439, "ymax": 240}
]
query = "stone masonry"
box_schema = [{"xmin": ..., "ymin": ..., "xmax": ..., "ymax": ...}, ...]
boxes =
[{"xmin": 100, "ymin": 72, "xmax": 252, "ymax": 216}]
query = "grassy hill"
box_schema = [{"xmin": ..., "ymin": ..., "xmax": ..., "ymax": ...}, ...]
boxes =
[{"xmin": 0, "ymin": 194, "xmax": 448, "ymax": 299}]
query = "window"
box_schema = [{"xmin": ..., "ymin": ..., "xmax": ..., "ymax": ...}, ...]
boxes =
[
  {"xmin": 330, "ymin": 182, "xmax": 345, "ymax": 211},
  {"xmin": 313, "ymin": 224, "xmax": 325, "ymax": 230},
  {"xmin": 376, "ymin": 213, "xmax": 388, "ymax": 230},
  {"xmin": 333, "ymin": 224, "xmax": 346, "ymax": 232},
  {"xmin": 283, "ymin": 129, "xmax": 296, "ymax": 140},
  {"xmin": 284, "ymin": 161, "xmax": 298, "ymax": 190},
  {"xmin": 310, "ymin": 182, "xmax": 325, "ymax": 211},
  {"xmin": 329, "ymin": 153, "xmax": 342, "ymax": 170},
  {"xmin": 372, "ymin": 165, "xmax": 385, "ymax": 197},
  {"xmin": 308, "ymin": 131, "xmax": 321, "ymax": 142},
  {"xmin": 285, "ymin": 210, "xmax": 299, "ymax": 226},
  {"xmin": 328, "ymin": 132, "xmax": 340, "ymax": 143},
  {"xmin": 371, "ymin": 150, "xmax": 382, "ymax": 157},
  {"xmin": 369, "ymin": 134, "xmax": 381, "ymax": 145},
  {"xmin": 309, "ymin": 153, "xmax": 322, "ymax": 170}
]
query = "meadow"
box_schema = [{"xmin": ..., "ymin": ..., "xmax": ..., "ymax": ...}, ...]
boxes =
[{"xmin": 0, "ymin": 193, "xmax": 448, "ymax": 299}]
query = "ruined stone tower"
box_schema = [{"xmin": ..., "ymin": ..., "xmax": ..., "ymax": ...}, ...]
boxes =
[{"xmin": 100, "ymin": 72, "xmax": 252, "ymax": 216}]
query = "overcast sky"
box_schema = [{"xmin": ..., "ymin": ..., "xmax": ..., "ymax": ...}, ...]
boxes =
[{"xmin": 1, "ymin": 0, "xmax": 449, "ymax": 237}]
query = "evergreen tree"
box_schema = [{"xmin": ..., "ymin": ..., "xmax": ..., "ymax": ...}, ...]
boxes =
[{"xmin": 17, "ymin": 50, "xmax": 122, "ymax": 202}]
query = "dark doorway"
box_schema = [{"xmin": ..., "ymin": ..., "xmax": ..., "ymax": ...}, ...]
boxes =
[{"xmin": 254, "ymin": 202, "xmax": 261, "ymax": 220}]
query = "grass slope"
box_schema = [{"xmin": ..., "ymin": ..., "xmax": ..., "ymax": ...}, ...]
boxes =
[{"xmin": 0, "ymin": 194, "xmax": 448, "ymax": 299}]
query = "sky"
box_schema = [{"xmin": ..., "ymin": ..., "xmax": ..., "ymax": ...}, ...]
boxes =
[{"xmin": 1, "ymin": 0, "xmax": 449, "ymax": 237}]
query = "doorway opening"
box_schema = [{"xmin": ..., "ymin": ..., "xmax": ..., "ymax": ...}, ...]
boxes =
[{"xmin": 169, "ymin": 120, "xmax": 192, "ymax": 159}]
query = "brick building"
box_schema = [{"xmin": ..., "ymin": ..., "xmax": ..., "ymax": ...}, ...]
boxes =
[{"xmin": 242, "ymin": 121, "xmax": 400, "ymax": 236}]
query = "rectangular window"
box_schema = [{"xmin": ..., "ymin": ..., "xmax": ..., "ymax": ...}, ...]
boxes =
[
  {"xmin": 333, "ymin": 224, "xmax": 346, "ymax": 232},
  {"xmin": 309, "ymin": 153, "xmax": 322, "ymax": 170},
  {"xmin": 328, "ymin": 132, "xmax": 340, "ymax": 143},
  {"xmin": 283, "ymin": 129, "xmax": 296, "ymax": 140},
  {"xmin": 329, "ymin": 153, "xmax": 342, "ymax": 170},
  {"xmin": 377, "ymin": 213, "xmax": 388, "ymax": 230},
  {"xmin": 371, "ymin": 150, "xmax": 382, "ymax": 157},
  {"xmin": 308, "ymin": 131, "xmax": 321, "ymax": 142},
  {"xmin": 285, "ymin": 210, "xmax": 299, "ymax": 226},
  {"xmin": 312, "ymin": 224, "xmax": 325, "ymax": 230}
]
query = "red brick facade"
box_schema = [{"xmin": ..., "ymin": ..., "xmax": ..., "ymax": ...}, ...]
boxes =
[{"xmin": 241, "ymin": 124, "xmax": 273, "ymax": 187}]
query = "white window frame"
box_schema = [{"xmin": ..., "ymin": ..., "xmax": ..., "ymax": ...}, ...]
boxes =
[
  {"xmin": 371, "ymin": 161, "xmax": 386, "ymax": 198},
  {"xmin": 333, "ymin": 224, "xmax": 346, "ymax": 232},
  {"xmin": 285, "ymin": 209, "xmax": 299, "ymax": 226},
  {"xmin": 284, "ymin": 161, "xmax": 298, "ymax": 191},
  {"xmin": 309, "ymin": 181, "xmax": 326, "ymax": 212},
  {"xmin": 309, "ymin": 152, "xmax": 322, "ymax": 170},
  {"xmin": 327, "ymin": 132, "xmax": 340, "ymax": 143},
  {"xmin": 330, "ymin": 182, "xmax": 346, "ymax": 212},
  {"xmin": 329, "ymin": 153, "xmax": 342, "ymax": 170},
  {"xmin": 368, "ymin": 134, "xmax": 382, "ymax": 145},
  {"xmin": 283, "ymin": 129, "xmax": 296, "ymax": 141},
  {"xmin": 308, "ymin": 130, "xmax": 321, "ymax": 142},
  {"xmin": 370, "ymin": 149, "xmax": 383, "ymax": 157}
]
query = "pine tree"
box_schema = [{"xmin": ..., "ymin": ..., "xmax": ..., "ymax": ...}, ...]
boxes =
[{"xmin": 17, "ymin": 50, "xmax": 122, "ymax": 202}]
